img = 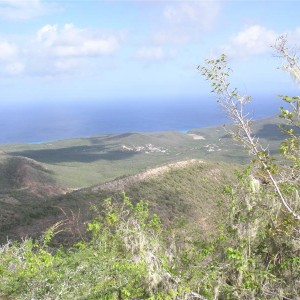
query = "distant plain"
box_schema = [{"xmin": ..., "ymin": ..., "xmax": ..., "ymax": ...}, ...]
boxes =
[{"xmin": 0, "ymin": 115, "xmax": 285, "ymax": 188}]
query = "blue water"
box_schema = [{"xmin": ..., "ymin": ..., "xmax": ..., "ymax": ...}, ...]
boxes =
[{"xmin": 0, "ymin": 96, "xmax": 282, "ymax": 144}]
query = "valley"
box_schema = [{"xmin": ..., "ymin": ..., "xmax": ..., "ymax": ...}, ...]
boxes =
[{"xmin": 0, "ymin": 115, "xmax": 286, "ymax": 242}]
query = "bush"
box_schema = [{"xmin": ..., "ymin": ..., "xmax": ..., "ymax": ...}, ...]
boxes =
[
  {"xmin": 197, "ymin": 35, "xmax": 300, "ymax": 298},
  {"xmin": 0, "ymin": 194, "xmax": 193, "ymax": 299}
]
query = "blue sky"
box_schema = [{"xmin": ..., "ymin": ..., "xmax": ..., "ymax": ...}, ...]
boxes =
[{"xmin": 0, "ymin": 0, "xmax": 299, "ymax": 104}]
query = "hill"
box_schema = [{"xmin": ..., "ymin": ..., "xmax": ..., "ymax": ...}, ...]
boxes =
[
  {"xmin": 0, "ymin": 115, "xmax": 285, "ymax": 190},
  {"xmin": 189, "ymin": 115, "xmax": 287, "ymax": 158},
  {"xmin": 1, "ymin": 116, "xmax": 297, "ymax": 299},
  {"xmin": 0, "ymin": 155, "xmax": 68, "ymax": 238},
  {"xmin": 0, "ymin": 155, "xmax": 67, "ymax": 196},
  {"xmin": 0, "ymin": 159, "xmax": 238, "ymax": 243},
  {"xmin": 0, "ymin": 115, "xmax": 288, "ymax": 242}
]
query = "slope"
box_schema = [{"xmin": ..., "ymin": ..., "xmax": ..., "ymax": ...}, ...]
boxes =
[
  {"xmin": 0, "ymin": 159, "xmax": 239, "ymax": 243},
  {"xmin": 0, "ymin": 155, "xmax": 68, "ymax": 236},
  {"xmin": 0, "ymin": 116, "xmax": 287, "ymax": 189}
]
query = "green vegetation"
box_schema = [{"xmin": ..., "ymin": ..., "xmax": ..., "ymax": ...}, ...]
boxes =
[
  {"xmin": 195, "ymin": 36, "xmax": 300, "ymax": 298},
  {"xmin": 0, "ymin": 160, "xmax": 237, "ymax": 243},
  {"xmin": 1, "ymin": 176, "xmax": 300, "ymax": 298},
  {"xmin": 1, "ymin": 36, "xmax": 300, "ymax": 299},
  {"xmin": 0, "ymin": 155, "xmax": 66, "ymax": 238},
  {"xmin": 0, "ymin": 196, "xmax": 190, "ymax": 299},
  {"xmin": 0, "ymin": 120, "xmax": 283, "ymax": 189},
  {"xmin": 0, "ymin": 131, "xmax": 233, "ymax": 188}
]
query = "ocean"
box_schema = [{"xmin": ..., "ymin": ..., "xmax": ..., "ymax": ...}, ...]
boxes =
[{"xmin": 0, "ymin": 97, "xmax": 282, "ymax": 144}]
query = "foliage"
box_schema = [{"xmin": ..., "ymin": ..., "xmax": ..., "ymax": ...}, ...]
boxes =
[
  {"xmin": 195, "ymin": 35, "xmax": 300, "ymax": 298},
  {"xmin": 0, "ymin": 160, "xmax": 235, "ymax": 244},
  {"xmin": 3, "ymin": 182, "xmax": 250, "ymax": 300},
  {"xmin": 2, "ymin": 36, "xmax": 300, "ymax": 299},
  {"xmin": 0, "ymin": 194, "xmax": 193, "ymax": 299}
]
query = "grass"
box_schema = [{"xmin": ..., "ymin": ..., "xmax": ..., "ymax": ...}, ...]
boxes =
[
  {"xmin": 0, "ymin": 129, "xmax": 248, "ymax": 188},
  {"xmin": 0, "ymin": 115, "xmax": 287, "ymax": 242},
  {"xmin": 0, "ymin": 159, "xmax": 239, "ymax": 243}
]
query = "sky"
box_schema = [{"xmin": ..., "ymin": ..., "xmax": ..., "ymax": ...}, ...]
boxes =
[{"xmin": 0, "ymin": 0, "xmax": 300, "ymax": 104}]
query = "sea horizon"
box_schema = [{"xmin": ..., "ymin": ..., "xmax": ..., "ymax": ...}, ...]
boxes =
[{"xmin": 0, "ymin": 96, "xmax": 283, "ymax": 144}]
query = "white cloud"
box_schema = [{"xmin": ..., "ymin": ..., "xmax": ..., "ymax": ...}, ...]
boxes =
[
  {"xmin": 0, "ymin": 23, "xmax": 122, "ymax": 77},
  {"xmin": 0, "ymin": 41, "xmax": 17, "ymax": 61},
  {"xmin": 24, "ymin": 23, "xmax": 122, "ymax": 76},
  {"xmin": 37, "ymin": 24, "xmax": 58, "ymax": 47},
  {"xmin": 36, "ymin": 24, "xmax": 119, "ymax": 58},
  {"xmin": 0, "ymin": 0, "xmax": 49, "ymax": 21},
  {"xmin": 219, "ymin": 26, "xmax": 300, "ymax": 60},
  {"xmin": 0, "ymin": 40, "xmax": 24, "ymax": 75},
  {"xmin": 221, "ymin": 25, "xmax": 277, "ymax": 59},
  {"xmin": 153, "ymin": 1, "xmax": 220, "ymax": 45}
]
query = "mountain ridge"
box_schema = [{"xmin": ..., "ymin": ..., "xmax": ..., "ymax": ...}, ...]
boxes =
[
  {"xmin": 0, "ymin": 158, "xmax": 238, "ymax": 243},
  {"xmin": 0, "ymin": 115, "xmax": 286, "ymax": 242},
  {"xmin": 90, "ymin": 159, "xmax": 205, "ymax": 192}
]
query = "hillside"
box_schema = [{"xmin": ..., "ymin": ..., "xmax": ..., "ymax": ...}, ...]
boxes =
[
  {"xmin": 0, "ymin": 155, "xmax": 68, "ymax": 237},
  {"xmin": 0, "ymin": 116, "xmax": 285, "ymax": 189},
  {"xmin": 0, "ymin": 155, "xmax": 67, "ymax": 196},
  {"xmin": 1, "ymin": 116, "xmax": 299, "ymax": 299},
  {"xmin": 92, "ymin": 159, "xmax": 238, "ymax": 234},
  {"xmin": 0, "ymin": 116, "xmax": 287, "ymax": 242},
  {"xmin": 189, "ymin": 115, "xmax": 287, "ymax": 158},
  {"xmin": 0, "ymin": 159, "xmax": 238, "ymax": 243},
  {"xmin": 1, "ymin": 131, "xmax": 224, "ymax": 188}
]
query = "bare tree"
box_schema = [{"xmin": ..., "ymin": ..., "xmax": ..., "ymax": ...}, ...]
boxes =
[{"xmin": 199, "ymin": 38, "xmax": 300, "ymax": 219}]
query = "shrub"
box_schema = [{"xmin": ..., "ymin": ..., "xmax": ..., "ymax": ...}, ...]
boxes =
[
  {"xmin": 0, "ymin": 194, "xmax": 192, "ymax": 299},
  {"xmin": 197, "ymin": 35, "xmax": 300, "ymax": 298}
]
